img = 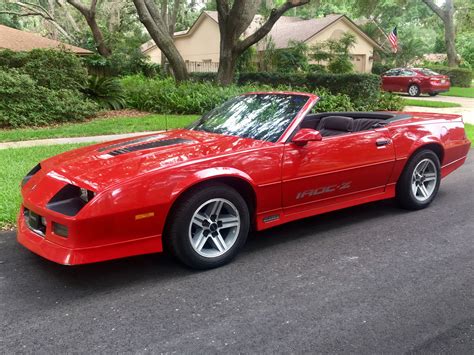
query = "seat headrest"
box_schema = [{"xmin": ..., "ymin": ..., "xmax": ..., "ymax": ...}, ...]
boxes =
[{"xmin": 320, "ymin": 116, "xmax": 354, "ymax": 132}]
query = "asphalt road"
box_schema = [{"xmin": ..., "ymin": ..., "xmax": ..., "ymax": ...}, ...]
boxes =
[{"xmin": 1, "ymin": 155, "xmax": 473, "ymax": 354}]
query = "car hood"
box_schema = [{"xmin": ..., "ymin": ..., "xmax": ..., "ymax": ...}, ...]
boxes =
[{"xmin": 41, "ymin": 129, "xmax": 274, "ymax": 190}]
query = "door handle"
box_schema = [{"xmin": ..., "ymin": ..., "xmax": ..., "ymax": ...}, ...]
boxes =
[{"xmin": 376, "ymin": 138, "xmax": 391, "ymax": 147}]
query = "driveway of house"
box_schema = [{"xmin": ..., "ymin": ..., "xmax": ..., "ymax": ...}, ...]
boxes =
[
  {"xmin": 1, "ymin": 153, "xmax": 472, "ymax": 353},
  {"xmin": 403, "ymin": 95, "xmax": 474, "ymax": 124}
]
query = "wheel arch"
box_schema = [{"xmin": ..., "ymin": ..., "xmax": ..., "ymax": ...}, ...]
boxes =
[
  {"xmin": 163, "ymin": 170, "xmax": 258, "ymax": 236},
  {"xmin": 408, "ymin": 141, "xmax": 445, "ymax": 165}
]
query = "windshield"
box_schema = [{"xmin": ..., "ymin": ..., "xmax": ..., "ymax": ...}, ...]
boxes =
[{"xmin": 188, "ymin": 94, "xmax": 309, "ymax": 142}]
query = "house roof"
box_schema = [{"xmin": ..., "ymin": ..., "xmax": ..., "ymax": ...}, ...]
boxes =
[
  {"xmin": 141, "ymin": 10, "xmax": 382, "ymax": 53},
  {"xmin": 0, "ymin": 25, "xmax": 93, "ymax": 55}
]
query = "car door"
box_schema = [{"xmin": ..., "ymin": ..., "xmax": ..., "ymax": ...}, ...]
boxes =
[{"xmin": 281, "ymin": 128, "xmax": 395, "ymax": 215}]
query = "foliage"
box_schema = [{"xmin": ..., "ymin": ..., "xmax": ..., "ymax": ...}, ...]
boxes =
[
  {"xmin": 375, "ymin": 92, "xmax": 404, "ymax": 111},
  {"xmin": 456, "ymin": 32, "xmax": 474, "ymax": 69},
  {"xmin": 0, "ymin": 69, "xmax": 97, "ymax": 128},
  {"xmin": 273, "ymin": 41, "xmax": 309, "ymax": 73},
  {"xmin": 236, "ymin": 47, "xmax": 257, "ymax": 73},
  {"xmin": 189, "ymin": 72, "xmax": 218, "ymax": 83},
  {"xmin": 372, "ymin": 62, "xmax": 392, "ymax": 75},
  {"xmin": 426, "ymin": 66, "xmax": 473, "ymax": 87},
  {"xmin": 0, "ymin": 49, "xmax": 88, "ymax": 90},
  {"xmin": 238, "ymin": 72, "xmax": 381, "ymax": 107},
  {"xmin": 312, "ymin": 32, "xmax": 356, "ymax": 74},
  {"xmin": 121, "ymin": 73, "xmax": 396, "ymax": 115},
  {"xmin": 84, "ymin": 76, "xmax": 126, "ymax": 110},
  {"xmin": 307, "ymin": 64, "xmax": 327, "ymax": 73}
]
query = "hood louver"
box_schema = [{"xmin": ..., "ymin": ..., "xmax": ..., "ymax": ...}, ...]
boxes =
[{"xmin": 107, "ymin": 138, "xmax": 192, "ymax": 156}]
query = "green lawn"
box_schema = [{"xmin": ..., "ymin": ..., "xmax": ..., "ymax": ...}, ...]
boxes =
[
  {"xmin": 0, "ymin": 114, "xmax": 198, "ymax": 143},
  {"xmin": 466, "ymin": 123, "xmax": 474, "ymax": 144},
  {"xmin": 440, "ymin": 86, "xmax": 474, "ymax": 98},
  {"xmin": 402, "ymin": 99, "xmax": 461, "ymax": 108},
  {"xmin": 0, "ymin": 144, "xmax": 86, "ymax": 229}
]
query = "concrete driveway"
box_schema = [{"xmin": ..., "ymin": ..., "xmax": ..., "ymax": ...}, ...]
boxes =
[
  {"xmin": 0, "ymin": 154, "xmax": 473, "ymax": 353},
  {"xmin": 403, "ymin": 94, "xmax": 474, "ymax": 124}
]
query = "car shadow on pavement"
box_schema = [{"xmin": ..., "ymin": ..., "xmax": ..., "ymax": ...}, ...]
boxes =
[{"xmin": 5, "ymin": 197, "xmax": 412, "ymax": 298}]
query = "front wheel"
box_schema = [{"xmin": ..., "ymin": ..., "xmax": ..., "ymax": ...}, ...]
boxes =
[
  {"xmin": 408, "ymin": 84, "xmax": 420, "ymax": 97},
  {"xmin": 396, "ymin": 150, "xmax": 441, "ymax": 210},
  {"xmin": 166, "ymin": 183, "xmax": 250, "ymax": 269}
]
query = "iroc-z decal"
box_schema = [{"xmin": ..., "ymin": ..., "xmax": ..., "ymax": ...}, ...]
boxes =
[{"xmin": 296, "ymin": 181, "xmax": 352, "ymax": 200}]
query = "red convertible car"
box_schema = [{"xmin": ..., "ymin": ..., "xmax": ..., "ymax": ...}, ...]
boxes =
[
  {"xmin": 381, "ymin": 68, "xmax": 450, "ymax": 96},
  {"xmin": 18, "ymin": 92, "xmax": 470, "ymax": 269}
]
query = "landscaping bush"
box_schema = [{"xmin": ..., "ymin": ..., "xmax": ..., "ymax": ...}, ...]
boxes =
[
  {"xmin": 238, "ymin": 72, "xmax": 381, "ymax": 107},
  {"xmin": 426, "ymin": 65, "xmax": 473, "ymax": 87},
  {"xmin": 121, "ymin": 75, "xmax": 398, "ymax": 115},
  {"xmin": 189, "ymin": 72, "xmax": 218, "ymax": 83},
  {"xmin": 372, "ymin": 62, "xmax": 392, "ymax": 75},
  {"xmin": 0, "ymin": 69, "xmax": 97, "ymax": 128},
  {"xmin": 84, "ymin": 76, "xmax": 126, "ymax": 110},
  {"xmin": 0, "ymin": 48, "xmax": 88, "ymax": 90}
]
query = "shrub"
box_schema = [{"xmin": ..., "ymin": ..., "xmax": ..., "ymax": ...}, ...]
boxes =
[
  {"xmin": 426, "ymin": 65, "xmax": 473, "ymax": 87},
  {"xmin": 21, "ymin": 49, "xmax": 88, "ymax": 90},
  {"xmin": 84, "ymin": 76, "xmax": 126, "ymax": 110},
  {"xmin": 371, "ymin": 62, "xmax": 392, "ymax": 75},
  {"xmin": 189, "ymin": 72, "xmax": 218, "ymax": 83},
  {"xmin": 0, "ymin": 69, "xmax": 97, "ymax": 128},
  {"xmin": 121, "ymin": 75, "xmax": 385, "ymax": 115},
  {"xmin": 373, "ymin": 92, "xmax": 404, "ymax": 111},
  {"xmin": 0, "ymin": 49, "xmax": 27, "ymax": 68}
]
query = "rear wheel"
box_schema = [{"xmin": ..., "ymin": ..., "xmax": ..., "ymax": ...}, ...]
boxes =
[
  {"xmin": 396, "ymin": 150, "xmax": 441, "ymax": 210},
  {"xmin": 408, "ymin": 84, "xmax": 420, "ymax": 97},
  {"xmin": 166, "ymin": 183, "xmax": 250, "ymax": 269}
]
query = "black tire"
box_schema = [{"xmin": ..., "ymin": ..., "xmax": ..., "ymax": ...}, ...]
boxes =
[
  {"xmin": 408, "ymin": 84, "xmax": 420, "ymax": 97},
  {"xmin": 428, "ymin": 92, "xmax": 438, "ymax": 96},
  {"xmin": 396, "ymin": 149, "xmax": 441, "ymax": 210},
  {"xmin": 165, "ymin": 183, "xmax": 250, "ymax": 269}
]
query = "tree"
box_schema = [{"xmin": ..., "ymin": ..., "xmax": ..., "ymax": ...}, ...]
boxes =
[
  {"xmin": 132, "ymin": 0, "xmax": 188, "ymax": 81},
  {"xmin": 65, "ymin": 0, "xmax": 111, "ymax": 57},
  {"xmin": 421, "ymin": 0, "xmax": 458, "ymax": 66},
  {"xmin": 215, "ymin": 0, "xmax": 310, "ymax": 85},
  {"xmin": 312, "ymin": 32, "xmax": 356, "ymax": 73}
]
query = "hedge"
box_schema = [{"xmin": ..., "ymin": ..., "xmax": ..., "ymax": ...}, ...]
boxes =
[
  {"xmin": 238, "ymin": 72, "xmax": 381, "ymax": 107},
  {"xmin": 426, "ymin": 66, "xmax": 473, "ymax": 87},
  {"xmin": 0, "ymin": 69, "xmax": 97, "ymax": 128},
  {"xmin": 121, "ymin": 75, "xmax": 402, "ymax": 115}
]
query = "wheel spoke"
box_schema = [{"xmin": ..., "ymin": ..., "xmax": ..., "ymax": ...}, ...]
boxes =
[
  {"xmin": 192, "ymin": 230, "xmax": 207, "ymax": 252},
  {"xmin": 192, "ymin": 212, "xmax": 207, "ymax": 227},
  {"xmin": 419, "ymin": 184, "xmax": 429, "ymax": 198},
  {"xmin": 211, "ymin": 233, "xmax": 227, "ymax": 252},
  {"xmin": 207, "ymin": 200, "xmax": 224, "ymax": 218},
  {"xmin": 423, "ymin": 173, "xmax": 437, "ymax": 182},
  {"xmin": 419, "ymin": 160, "xmax": 430, "ymax": 173},
  {"xmin": 219, "ymin": 215, "xmax": 239, "ymax": 229}
]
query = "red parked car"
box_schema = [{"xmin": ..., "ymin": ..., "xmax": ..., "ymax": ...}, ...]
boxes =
[
  {"xmin": 18, "ymin": 92, "xmax": 470, "ymax": 269},
  {"xmin": 381, "ymin": 68, "xmax": 450, "ymax": 97}
]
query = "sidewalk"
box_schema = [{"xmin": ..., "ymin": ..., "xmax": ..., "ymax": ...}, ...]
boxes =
[{"xmin": 0, "ymin": 131, "xmax": 161, "ymax": 150}]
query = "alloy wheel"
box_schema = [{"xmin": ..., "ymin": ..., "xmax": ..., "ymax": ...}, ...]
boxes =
[
  {"xmin": 411, "ymin": 158, "xmax": 437, "ymax": 202},
  {"xmin": 188, "ymin": 198, "xmax": 241, "ymax": 258}
]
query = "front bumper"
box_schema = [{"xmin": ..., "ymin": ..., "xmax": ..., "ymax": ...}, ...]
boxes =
[{"xmin": 17, "ymin": 207, "xmax": 163, "ymax": 265}]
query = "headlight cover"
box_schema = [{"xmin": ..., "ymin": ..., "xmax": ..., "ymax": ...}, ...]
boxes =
[
  {"xmin": 47, "ymin": 184, "xmax": 95, "ymax": 216},
  {"xmin": 21, "ymin": 163, "xmax": 41, "ymax": 187}
]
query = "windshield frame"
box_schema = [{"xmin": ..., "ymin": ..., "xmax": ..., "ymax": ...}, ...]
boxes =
[{"xmin": 188, "ymin": 92, "xmax": 319, "ymax": 144}]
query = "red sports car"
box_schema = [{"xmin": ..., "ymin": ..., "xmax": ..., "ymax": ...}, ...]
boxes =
[
  {"xmin": 381, "ymin": 68, "xmax": 451, "ymax": 97},
  {"xmin": 18, "ymin": 92, "xmax": 470, "ymax": 269}
]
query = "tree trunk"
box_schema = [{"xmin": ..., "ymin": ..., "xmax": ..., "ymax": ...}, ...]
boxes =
[
  {"xmin": 443, "ymin": 5, "xmax": 458, "ymax": 67},
  {"xmin": 133, "ymin": 0, "xmax": 188, "ymax": 82},
  {"xmin": 215, "ymin": 0, "xmax": 309, "ymax": 86}
]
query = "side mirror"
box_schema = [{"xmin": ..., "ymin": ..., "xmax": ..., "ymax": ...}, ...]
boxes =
[{"xmin": 291, "ymin": 128, "xmax": 322, "ymax": 146}]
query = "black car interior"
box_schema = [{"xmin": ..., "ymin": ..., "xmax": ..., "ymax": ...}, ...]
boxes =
[{"xmin": 300, "ymin": 112, "xmax": 410, "ymax": 137}]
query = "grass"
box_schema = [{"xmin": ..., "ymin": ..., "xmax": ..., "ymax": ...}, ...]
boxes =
[
  {"xmin": 0, "ymin": 144, "xmax": 86, "ymax": 229},
  {"xmin": 440, "ymin": 86, "xmax": 474, "ymax": 98},
  {"xmin": 0, "ymin": 114, "xmax": 198, "ymax": 143},
  {"xmin": 466, "ymin": 124, "xmax": 474, "ymax": 144},
  {"xmin": 402, "ymin": 98, "xmax": 461, "ymax": 108}
]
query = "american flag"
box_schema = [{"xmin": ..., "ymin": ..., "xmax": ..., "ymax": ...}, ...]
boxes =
[{"xmin": 388, "ymin": 27, "xmax": 398, "ymax": 53}]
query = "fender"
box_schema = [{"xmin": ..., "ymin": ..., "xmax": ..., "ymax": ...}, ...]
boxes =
[{"xmin": 170, "ymin": 167, "xmax": 258, "ymax": 203}]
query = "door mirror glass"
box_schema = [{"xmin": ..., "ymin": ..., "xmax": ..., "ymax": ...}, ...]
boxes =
[{"xmin": 292, "ymin": 128, "xmax": 323, "ymax": 146}]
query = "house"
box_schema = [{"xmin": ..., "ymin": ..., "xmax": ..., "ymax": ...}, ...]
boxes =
[
  {"xmin": 141, "ymin": 11, "xmax": 382, "ymax": 73},
  {"xmin": 0, "ymin": 24, "xmax": 92, "ymax": 55}
]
